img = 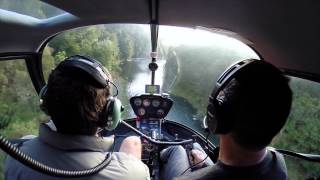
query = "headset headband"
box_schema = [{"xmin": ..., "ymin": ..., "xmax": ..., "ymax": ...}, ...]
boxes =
[
  {"xmin": 58, "ymin": 55, "xmax": 110, "ymax": 88},
  {"xmin": 209, "ymin": 59, "xmax": 256, "ymax": 104}
]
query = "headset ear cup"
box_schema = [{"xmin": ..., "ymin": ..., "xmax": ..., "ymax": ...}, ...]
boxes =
[
  {"xmin": 103, "ymin": 97, "xmax": 122, "ymax": 131},
  {"xmin": 207, "ymin": 97, "xmax": 231, "ymax": 134},
  {"xmin": 207, "ymin": 101, "xmax": 219, "ymax": 133},
  {"xmin": 39, "ymin": 85, "xmax": 49, "ymax": 115}
]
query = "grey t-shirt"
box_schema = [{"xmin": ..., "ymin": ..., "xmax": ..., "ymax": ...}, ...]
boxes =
[
  {"xmin": 175, "ymin": 150, "xmax": 287, "ymax": 180},
  {"xmin": 5, "ymin": 124, "xmax": 150, "ymax": 180}
]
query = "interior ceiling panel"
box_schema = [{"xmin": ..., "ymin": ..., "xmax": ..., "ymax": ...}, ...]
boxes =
[{"xmin": 0, "ymin": 0, "xmax": 319, "ymax": 79}]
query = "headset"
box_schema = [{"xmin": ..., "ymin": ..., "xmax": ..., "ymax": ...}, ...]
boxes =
[
  {"xmin": 205, "ymin": 59, "xmax": 262, "ymax": 134},
  {"xmin": 39, "ymin": 55, "xmax": 122, "ymax": 131}
]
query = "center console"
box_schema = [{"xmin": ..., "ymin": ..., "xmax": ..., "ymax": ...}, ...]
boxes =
[{"xmin": 129, "ymin": 94, "xmax": 173, "ymax": 179}]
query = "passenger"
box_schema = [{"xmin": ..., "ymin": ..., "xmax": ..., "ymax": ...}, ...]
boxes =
[
  {"xmin": 5, "ymin": 55, "xmax": 150, "ymax": 180},
  {"xmin": 161, "ymin": 59, "xmax": 292, "ymax": 180}
]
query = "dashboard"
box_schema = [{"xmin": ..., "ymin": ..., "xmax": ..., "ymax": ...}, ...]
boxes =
[
  {"xmin": 130, "ymin": 94, "xmax": 173, "ymax": 119},
  {"xmin": 130, "ymin": 94, "xmax": 173, "ymax": 140}
]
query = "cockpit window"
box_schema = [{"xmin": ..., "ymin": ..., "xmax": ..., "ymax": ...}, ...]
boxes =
[
  {"xmin": 0, "ymin": 0, "xmax": 65, "ymax": 19},
  {"xmin": 42, "ymin": 24, "xmax": 259, "ymax": 127},
  {"xmin": 0, "ymin": 59, "xmax": 44, "ymax": 178},
  {"xmin": 158, "ymin": 26, "xmax": 259, "ymax": 135},
  {"xmin": 41, "ymin": 24, "xmax": 260, "ymax": 148},
  {"xmin": 273, "ymin": 77, "xmax": 320, "ymax": 179}
]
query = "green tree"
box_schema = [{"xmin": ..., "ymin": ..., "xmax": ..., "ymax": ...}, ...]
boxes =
[
  {"xmin": 118, "ymin": 32, "xmax": 134, "ymax": 61},
  {"xmin": 273, "ymin": 78, "xmax": 320, "ymax": 179},
  {"xmin": 48, "ymin": 26, "xmax": 121, "ymax": 72}
]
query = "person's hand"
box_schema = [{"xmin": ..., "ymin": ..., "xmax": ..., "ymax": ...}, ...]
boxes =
[
  {"xmin": 189, "ymin": 149, "xmax": 206, "ymax": 168},
  {"xmin": 119, "ymin": 136, "xmax": 142, "ymax": 160}
]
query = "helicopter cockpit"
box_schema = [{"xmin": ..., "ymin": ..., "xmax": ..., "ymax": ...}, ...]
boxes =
[
  {"xmin": 1, "ymin": 23, "xmax": 319, "ymax": 180},
  {"xmin": 1, "ymin": 1, "xmax": 320, "ymax": 180}
]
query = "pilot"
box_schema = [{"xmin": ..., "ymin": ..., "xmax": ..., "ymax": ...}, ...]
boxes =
[
  {"xmin": 5, "ymin": 55, "xmax": 150, "ymax": 180},
  {"xmin": 161, "ymin": 59, "xmax": 292, "ymax": 180}
]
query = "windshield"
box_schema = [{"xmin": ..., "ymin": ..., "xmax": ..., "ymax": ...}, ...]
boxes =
[
  {"xmin": 42, "ymin": 24, "xmax": 259, "ymax": 135},
  {"xmin": 0, "ymin": 0, "xmax": 65, "ymax": 19}
]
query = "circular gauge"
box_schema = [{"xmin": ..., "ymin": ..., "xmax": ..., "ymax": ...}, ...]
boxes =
[
  {"xmin": 157, "ymin": 109, "xmax": 165, "ymax": 117},
  {"xmin": 138, "ymin": 108, "xmax": 146, "ymax": 116},
  {"xmin": 143, "ymin": 99, "xmax": 151, "ymax": 107},
  {"xmin": 133, "ymin": 98, "xmax": 142, "ymax": 106},
  {"xmin": 152, "ymin": 99, "xmax": 161, "ymax": 107}
]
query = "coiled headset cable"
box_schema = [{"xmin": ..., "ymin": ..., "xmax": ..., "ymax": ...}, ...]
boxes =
[{"xmin": 0, "ymin": 133, "xmax": 114, "ymax": 177}]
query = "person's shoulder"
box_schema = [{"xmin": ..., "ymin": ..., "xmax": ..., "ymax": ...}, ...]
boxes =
[
  {"xmin": 269, "ymin": 149, "xmax": 286, "ymax": 163},
  {"xmin": 5, "ymin": 136, "xmax": 39, "ymax": 166},
  {"xmin": 266, "ymin": 149, "xmax": 288, "ymax": 179}
]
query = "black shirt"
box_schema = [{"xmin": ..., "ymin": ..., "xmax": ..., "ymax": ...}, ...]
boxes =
[{"xmin": 175, "ymin": 150, "xmax": 287, "ymax": 180}]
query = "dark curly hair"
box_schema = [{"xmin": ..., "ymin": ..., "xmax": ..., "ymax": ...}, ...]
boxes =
[{"xmin": 45, "ymin": 59, "xmax": 111, "ymax": 135}]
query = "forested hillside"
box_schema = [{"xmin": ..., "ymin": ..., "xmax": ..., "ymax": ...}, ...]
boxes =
[{"xmin": 273, "ymin": 78, "xmax": 320, "ymax": 179}]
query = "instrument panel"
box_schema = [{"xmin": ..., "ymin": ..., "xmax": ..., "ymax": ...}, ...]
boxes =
[{"xmin": 130, "ymin": 94, "xmax": 173, "ymax": 119}]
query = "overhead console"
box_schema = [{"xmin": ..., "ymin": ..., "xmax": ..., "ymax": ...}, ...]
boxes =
[{"xmin": 130, "ymin": 94, "xmax": 173, "ymax": 119}]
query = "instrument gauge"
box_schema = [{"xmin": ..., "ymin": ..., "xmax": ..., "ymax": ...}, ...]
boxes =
[
  {"xmin": 133, "ymin": 98, "xmax": 142, "ymax": 106},
  {"xmin": 138, "ymin": 108, "xmax": 146, "ymax": 116},
  {"xmin": 143, "ymin": 99, "xmax": 151, "ymax": 107},
  {"xmin": 152, "ymin": 99, "xmax": 161, "ymax": 107}
]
